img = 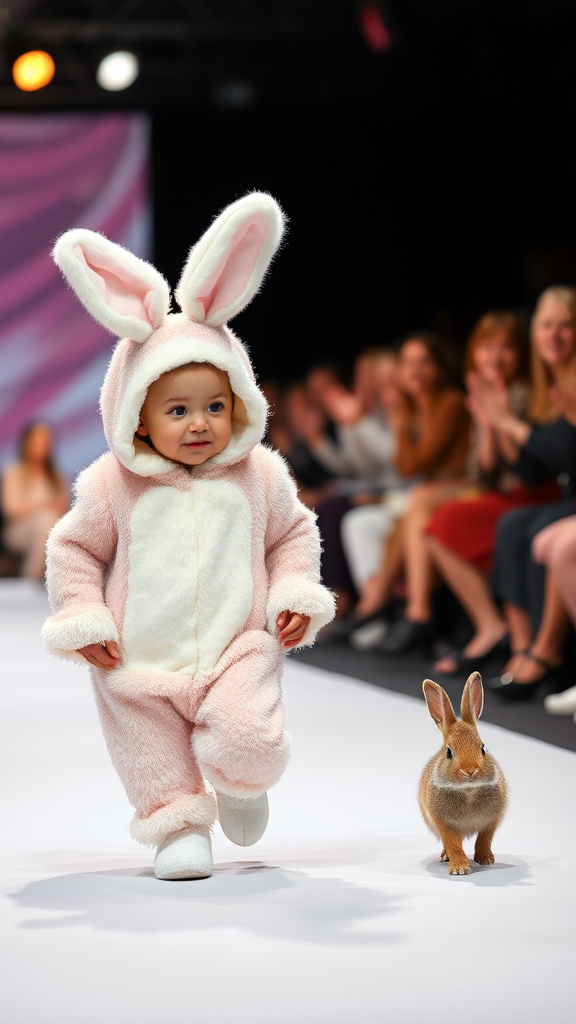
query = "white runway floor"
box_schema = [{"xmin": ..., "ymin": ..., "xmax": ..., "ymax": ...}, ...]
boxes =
[{"xmin": 1, "ymin": 580, "xmax": 575, "ymax": 1024}]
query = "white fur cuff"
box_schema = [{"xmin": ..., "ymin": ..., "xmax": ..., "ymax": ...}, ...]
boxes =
[
  {"xmin": 41, "ymin": 604, "xmax": 119, "ymax": 663},
  {"xmin": 130, "ymin": 792, "xmax": 218, "ymax": 847},
  {"xmin": 266, "ymin": 576, "xmax": 336, "ymax": 648}
]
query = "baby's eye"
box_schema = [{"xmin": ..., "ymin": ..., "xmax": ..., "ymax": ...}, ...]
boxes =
[
  {"xmin": 207, "ymin": 401, "xmax": 224, "ymax": 413},
  {"xmin": 169, "ymin": 406, "xmax": 187, "ymax": 417}
]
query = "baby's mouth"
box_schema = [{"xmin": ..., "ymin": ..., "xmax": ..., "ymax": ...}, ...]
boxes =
[{"xmin": 184, "ymin": 440, "xmax": 210, "ymax": 448}]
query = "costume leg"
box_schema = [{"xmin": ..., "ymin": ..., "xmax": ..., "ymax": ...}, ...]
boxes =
[
  {"xmin": 91, "ymin": 669, "xmax": 216, "ymax": 847},
  {"xmin": 192, "ymin": 630, "xmax": 290, "ymax": 799}
]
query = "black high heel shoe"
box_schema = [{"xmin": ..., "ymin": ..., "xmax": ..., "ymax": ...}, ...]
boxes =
[
  {"xmin": 432, "ymin": 632, "xmax": 510, "ymax": 677},
  {"xmin": 378, "ymin": 617, "xmax": 435, "ymax": 655},
  {"xmin": 487, "ymin": 650, "xmax": 563, "ymax": 700}
]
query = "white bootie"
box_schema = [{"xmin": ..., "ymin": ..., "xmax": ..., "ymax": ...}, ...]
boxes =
[
  {"xmin": 216, "ymin": 791, "xmax": 269, "ymax": 846},
  {"xmin": 154, "ymin": 826, "xmax": 212, "ymax": 880},
  {"xmin": 544, "ymin": 684, "xmax": 576, "ymax": 716}
]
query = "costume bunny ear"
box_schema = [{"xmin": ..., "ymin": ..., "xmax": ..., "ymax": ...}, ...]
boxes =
[
  {"xmin": 52, "ymin": 229, "xmax": 170, "ymax": 342},
  {"xmin": 423, "ymin": 679, "xmax": 457, "ymax": 733},
  {"xmin": 175, "ymin": 192, "xmax": 285, "ymax": 327}
]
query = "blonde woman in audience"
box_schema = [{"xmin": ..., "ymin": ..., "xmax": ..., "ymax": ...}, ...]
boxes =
[{"xmin": 1, "ymin": 422, "xmax": 68, "ymax": 580}]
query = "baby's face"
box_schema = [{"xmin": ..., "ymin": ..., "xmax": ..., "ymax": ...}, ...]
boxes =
[{"xmin": 137, "ymin": 363, "xmax": 233, "ymax": 466}]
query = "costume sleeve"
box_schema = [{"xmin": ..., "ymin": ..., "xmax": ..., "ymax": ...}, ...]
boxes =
[
  {"xmin": 41, "ymin": 456, "xmax": 119, "ymax": 663},
  {"xmin": 395, "ymin": 390, "xmax": 469, "ymax": 478},
  {"xmin": 262, "ymin": 448, "xmax": 336, "ymax": 648}
]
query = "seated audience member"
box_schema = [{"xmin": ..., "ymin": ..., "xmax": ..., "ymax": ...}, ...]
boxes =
[
  {"xmin": 424, "ymin": 310, "xmax": 560, "ymax": 672},
  {"xmin": 345, "ymin": 331, "xmax": 470, "ymax": 649},
  {"xmin": 1, "ymin": 422, "xmax": 68, "ymax": 580},
  {"xmin": 305, "ymin": 350, "xmax": 403, "ymax": 490},
  {"xmin": 337, "ymin": 352, "xmax": 420, "ymax": 636},
  {"xmin": 426, "ymin": 286, "xmax": 576, "ymax": 691},
  {"xmin": 299, "ymin": 351, "xmax": 408, "ymax": 618},
  {"xmin": 265, "ymin": 381, "xmax": 337, "ymax": 508},
  {"xmin": 533, "ymin": 517, "xmax": 576, "ymax": 718}
]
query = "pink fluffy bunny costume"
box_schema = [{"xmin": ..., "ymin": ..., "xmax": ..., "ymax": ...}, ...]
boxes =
[{"xmin": 42, "ymin": 193, "xmax": 335, "ymax": 851}]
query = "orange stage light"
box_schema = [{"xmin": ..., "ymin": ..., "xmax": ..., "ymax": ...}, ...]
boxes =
[{"xmin": 13, "ymin": 51, "xmax": 55, "ymax": 92}]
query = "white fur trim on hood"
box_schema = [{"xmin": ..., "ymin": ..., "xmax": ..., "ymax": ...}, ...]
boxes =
[{"xmin": 108, "ymin": 322, "xmax": 268, "ymax": 476}]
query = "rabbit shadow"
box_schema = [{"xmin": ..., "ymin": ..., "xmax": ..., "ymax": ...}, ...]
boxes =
[
  {"xmin": 423, "ymin": 855, "xmax": 532, "ymax": 887},
  {"xmin": 9, "ymin": 858, "xmax": 405, "ymax": 945}
]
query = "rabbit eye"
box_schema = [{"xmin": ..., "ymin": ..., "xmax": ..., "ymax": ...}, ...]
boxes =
[
  {"xmin": 446, "ymin": 747, "xmax": 453, "ymax": 759},
  {"xmin": 481, "ymin": 745, "xmax": 486, "ymax": 756}
]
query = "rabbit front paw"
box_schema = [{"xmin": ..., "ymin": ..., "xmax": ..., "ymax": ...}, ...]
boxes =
[{"xmin": 448, "ymin": 857, "xmax": 471, "ymax": 875}]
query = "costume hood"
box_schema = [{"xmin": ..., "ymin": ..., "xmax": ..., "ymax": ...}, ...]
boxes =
[{"xmin": 52, "ymin": 193, "xmax": 285, "ymax": 476}]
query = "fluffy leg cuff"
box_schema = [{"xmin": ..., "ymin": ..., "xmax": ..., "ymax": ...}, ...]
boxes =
[{"xmin": 129, "ymin": 791, "xmax": 217, "ymax": 847}]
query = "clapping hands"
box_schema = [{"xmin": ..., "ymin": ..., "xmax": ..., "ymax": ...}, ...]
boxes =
[{"xmin": 466, "ymin": 371, "xmax": 512, "ymax": 428}]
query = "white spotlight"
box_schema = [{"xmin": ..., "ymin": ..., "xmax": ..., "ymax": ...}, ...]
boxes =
[{"xmin": 97, "ymin": 51, "xmax": 139, "ymax": 91}]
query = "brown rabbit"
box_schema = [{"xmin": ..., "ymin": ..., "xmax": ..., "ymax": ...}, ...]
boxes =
[{"xmin": 419, "ymin": 671, "xmax": 508, "ymax": 875}]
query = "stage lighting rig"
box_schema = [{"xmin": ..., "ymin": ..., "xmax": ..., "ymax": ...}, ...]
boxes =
[{"xmin": 96, "ymin": 51, "xmax": 139, "ymax": 92}]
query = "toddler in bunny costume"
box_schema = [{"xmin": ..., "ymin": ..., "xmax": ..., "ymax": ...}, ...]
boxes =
[{"xmin": 42, "ymin": 194, "xmax": 335, "ymax": 879}]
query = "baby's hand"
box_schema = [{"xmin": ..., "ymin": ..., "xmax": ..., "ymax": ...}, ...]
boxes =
[
  {"xmin": 77, "ymin": 640, "xmax": 121, "ymax": 670},
  {"xmin": 276, "ymin": 610, "xmax": 311, "ymax": 649}
]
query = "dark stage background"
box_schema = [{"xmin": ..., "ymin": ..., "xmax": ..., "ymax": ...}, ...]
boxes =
[
  {"xmin": 152, "ymin": 101, "xmax": 576, "ymax": 383},
  {"xmin": 3, "ymin": 1, "xmax": 576, "ymax": 382}
]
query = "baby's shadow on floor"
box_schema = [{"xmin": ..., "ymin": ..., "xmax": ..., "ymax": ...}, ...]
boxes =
[{"xmin": 9, "ymin": 858, "xmax": 405, "ymax": 945}]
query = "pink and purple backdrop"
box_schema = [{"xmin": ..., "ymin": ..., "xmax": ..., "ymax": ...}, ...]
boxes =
[{"xmin": 0, "ymin": 113, "xmax": 151, "ymax": 479}]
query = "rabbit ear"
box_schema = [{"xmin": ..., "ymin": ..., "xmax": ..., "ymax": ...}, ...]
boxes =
[
  {"xmin": 52, "ymin": 229, "xmax": 170, "ymax": 342},
  {"xmin": 175, "ymin": 192, "xmax": 285, "ymax": 327},
  {"xmin": 423, "ymin": 679, "xmax": 457, "ymax": 733},
  {"xmin": 461, "ymin": 671, "xmax": 484, "ymax": 724}
]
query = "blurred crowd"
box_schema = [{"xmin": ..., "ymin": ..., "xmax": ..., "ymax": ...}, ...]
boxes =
[
  {"xmin": 1, "ymin": 285, "xmax": 576, "ymax": 722},
  {"xmin": 263, "ymin": 285, "xmax": 576, "ymax": 718}
]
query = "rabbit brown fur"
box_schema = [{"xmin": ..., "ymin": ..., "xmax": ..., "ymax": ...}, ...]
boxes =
[{"xmin": 419, "ymin": 672, "xmax": 508, "ymax": 875}]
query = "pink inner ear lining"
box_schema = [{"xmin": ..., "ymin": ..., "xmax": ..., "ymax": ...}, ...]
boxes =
[
  {"xmin": 193, "ymin": 216, "xmax": 269, "ymax": 322},
  {"xmin": 73, "ymin": 243, "xmax": 163, "ymax": 329},
  {"xmin": 469, "ymin": 679, "xmax": 483, "ymax": 718}
]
